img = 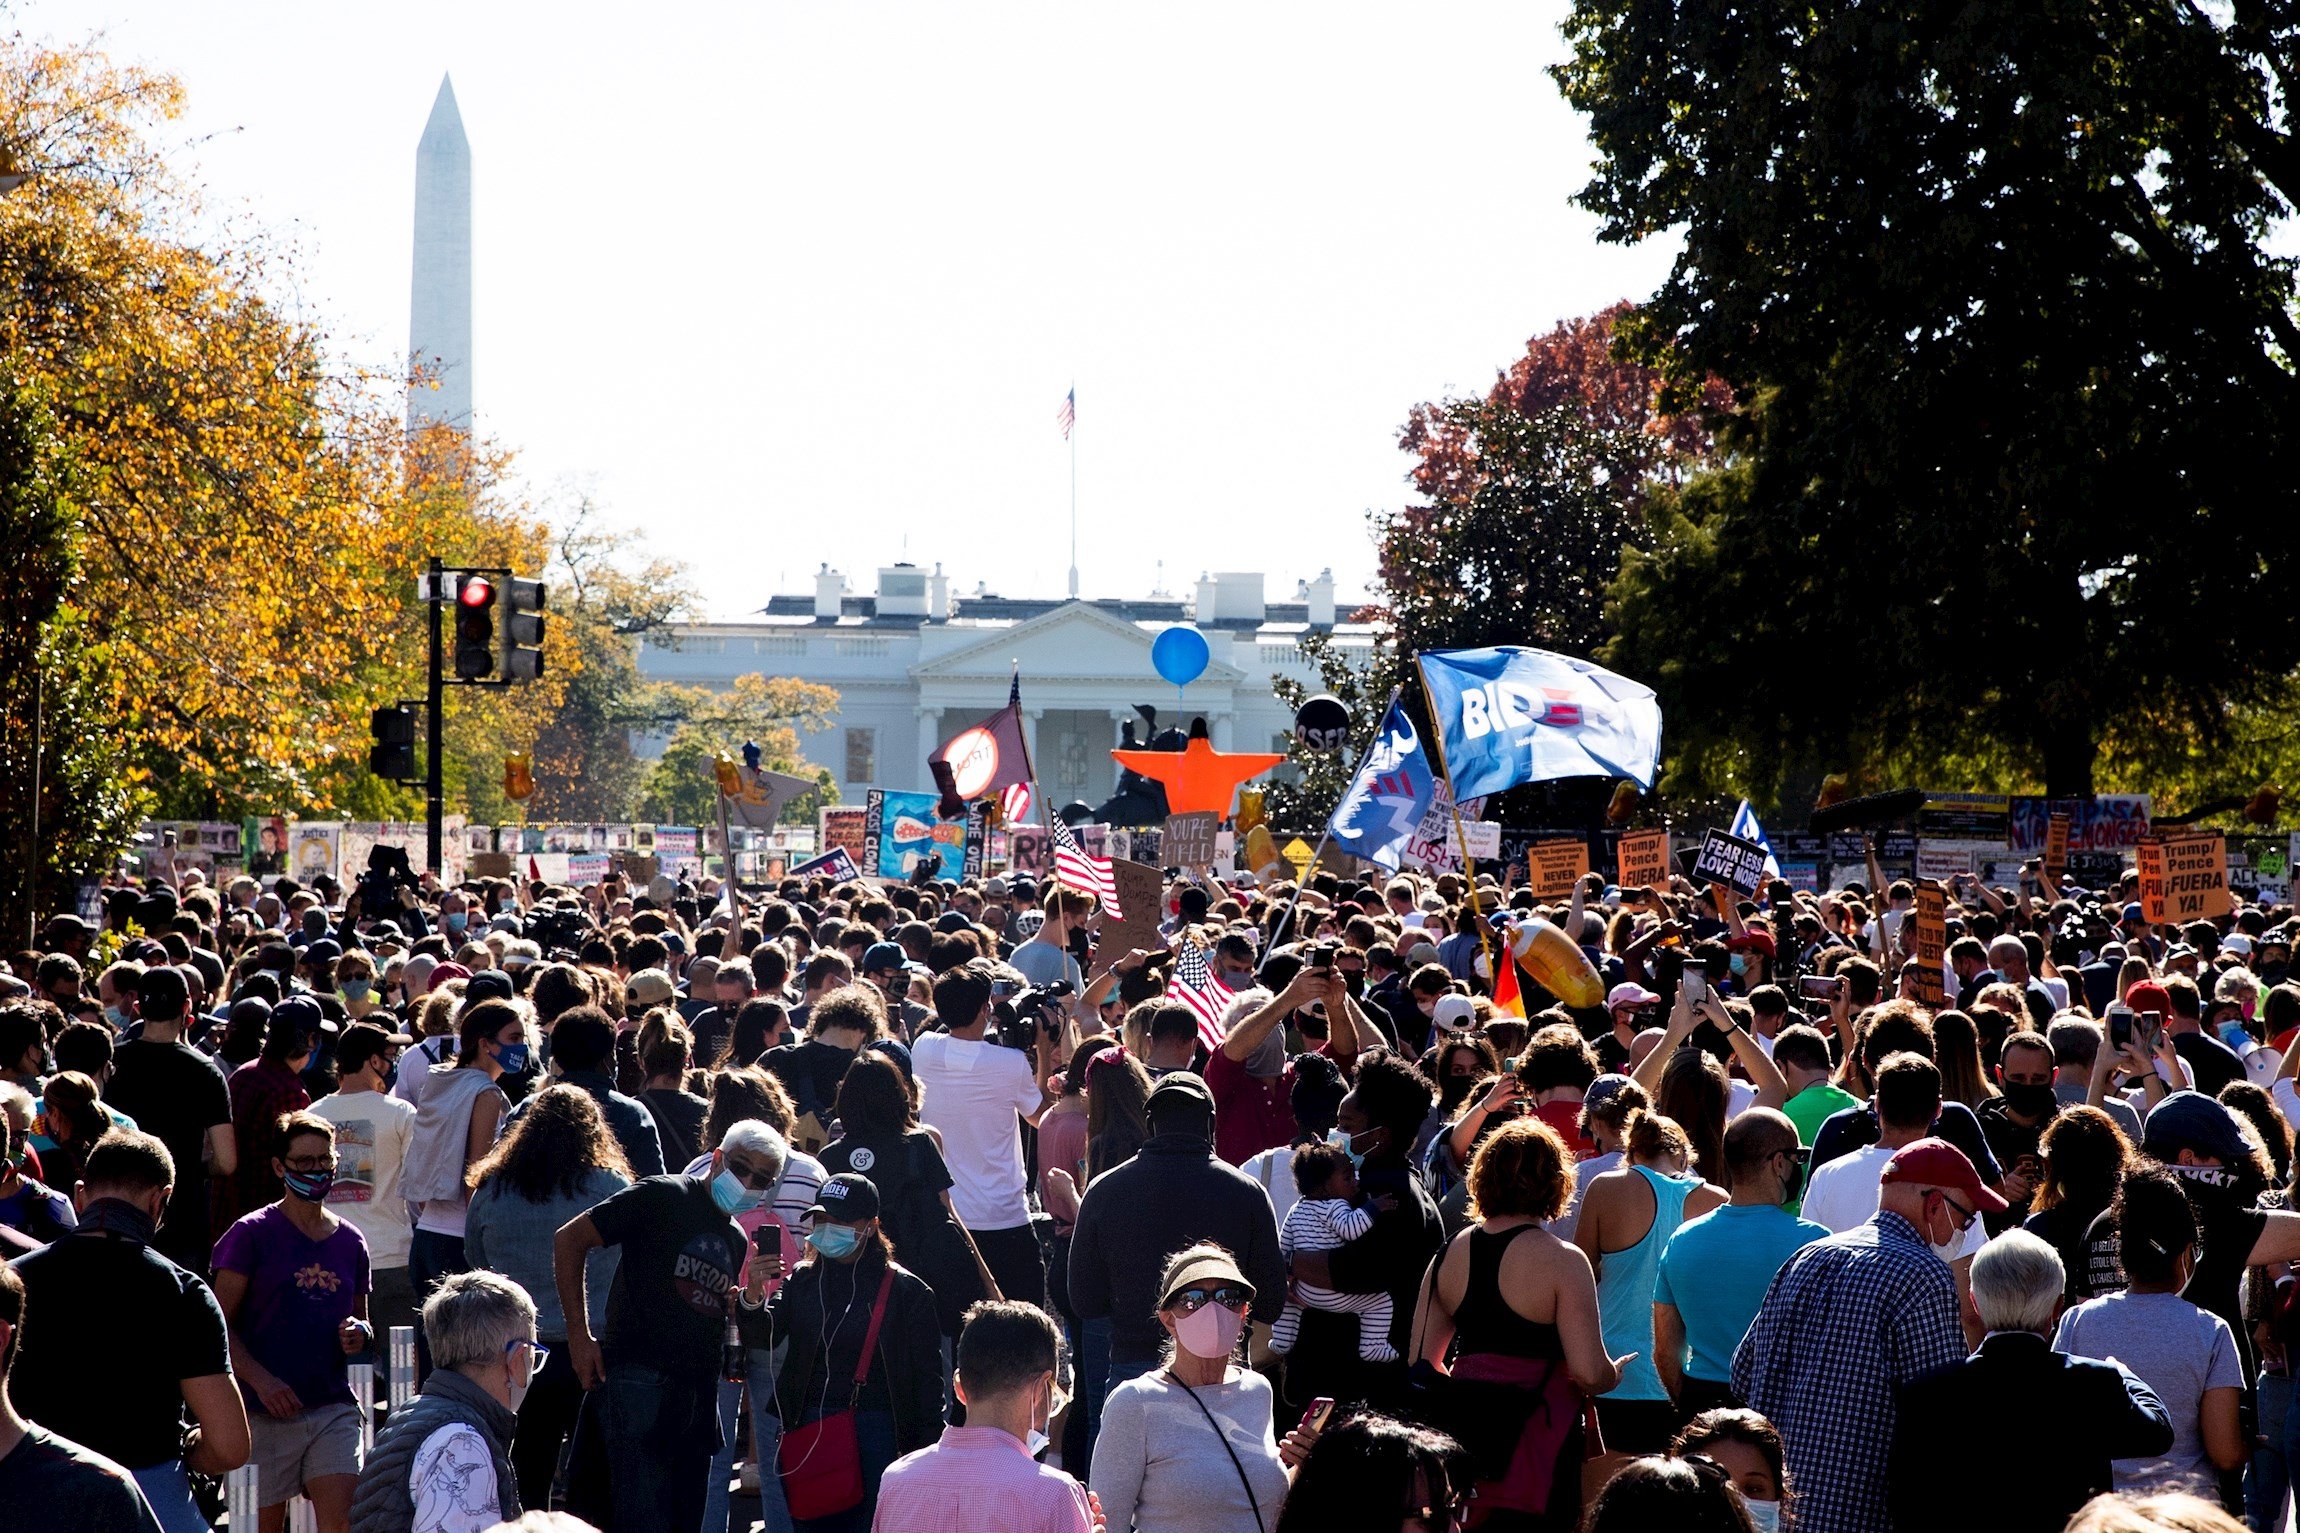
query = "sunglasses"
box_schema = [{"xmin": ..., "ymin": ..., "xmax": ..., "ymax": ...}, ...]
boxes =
[{"xmin": 1169, "ymin": 1285, "xmax": 1251, "ymax": 1316}]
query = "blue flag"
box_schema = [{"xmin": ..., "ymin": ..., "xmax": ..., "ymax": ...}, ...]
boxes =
[
  {"xmin": 1416, "ymin": 647, "xmax": 1663, "ymax": 801},
  {"xmin": 1328, "ymin": 700, "xmax": 1439, "ymax": 872},
  {"xmin": 1729, "ymin": 799, "xmax": 1783, "ymax": 877}
]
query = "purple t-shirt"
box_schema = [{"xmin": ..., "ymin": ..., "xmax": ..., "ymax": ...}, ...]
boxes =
[{"xmin": 212, "ymin": 1205, "xmax": 370, "ymax": 1410}]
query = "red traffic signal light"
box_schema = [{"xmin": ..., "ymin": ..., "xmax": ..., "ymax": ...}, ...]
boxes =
[{"xmin": 458, "ymin": 574, "xmax": 495, "ymax": 608}]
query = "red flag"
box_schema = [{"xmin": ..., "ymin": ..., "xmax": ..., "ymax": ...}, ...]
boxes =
[
  {"xmin": 1491, "ymin": 944, "xmax": 1526, "ymax": 1019},
  {"xmin": 928, "ymin": 670, "xmax": 1035, "ymax": 820},
  {"xmin": 527, "ymin": 855, "xmax": 541, "ymax": 883}
]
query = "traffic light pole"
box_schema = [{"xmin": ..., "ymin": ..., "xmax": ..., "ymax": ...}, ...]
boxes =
[{"xmin": 426, "ymin": 556, "xmax": 445, "ymax": 875}]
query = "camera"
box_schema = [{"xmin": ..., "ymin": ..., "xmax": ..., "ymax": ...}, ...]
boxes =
[
  {"xmin": 993, "ymin": 981, "xmax": 1072, "ymax": 1050},
  {"xmin": 1308, "ymin": 940, "xmax": 1339, "ymax": 975},
  {"xmin": 356, "ymin": 845, "xmax": 419, "ymax": 922},
  {"xmin": 523, "ymin": 899, "xmax": 592, "ymax": 955}
]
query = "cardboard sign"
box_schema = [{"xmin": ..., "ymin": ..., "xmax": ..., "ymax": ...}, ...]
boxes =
[
  {"xmin": 1461, "ymin": 820, "xmax": 1501, "ymax": 860},
  {"xmin": 1617, "ymin": 829, "xmax": 1670, "ymax": 890},
  {"xmin": 1527, "ymin": 839, "xmax": 1589, "ymax": 899},
  {"xmin": 1692, "ymin": 829, "xmax": 1772, "ymax": 898},
  {"xmin": 2044, "ymin": 813, "xmax": 2070, "ymax": 875},
  {"xmin": 2138, "ymin": 833, "xmax": 2232, "ymax": 923},
  {"xmin": 791, "ymin": 845, "xmax": 861, "ymax": 884},
  {"xmin": 1910, "ymin": 880, "xmax": 1947, "ymax": 1007},
  {"xmin": 1092, "ymin": 858, "xmax": 1167, "ymax": 969},
  {"xmin": 1006, "ymin": 824, "xmax": 1052, "ymax": 877},
  {"xmin": 468, "ymin": 851, "xmax": 514, "ymax": 880},
  {"xmin": 1163, "ymin": 812, "xmax": 1220, "ymax": 870}
]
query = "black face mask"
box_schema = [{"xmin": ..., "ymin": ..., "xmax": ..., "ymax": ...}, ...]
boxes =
[{"xmin": 2001, "ymin": 1081, "xmax": 2058, "ymax": 1120}]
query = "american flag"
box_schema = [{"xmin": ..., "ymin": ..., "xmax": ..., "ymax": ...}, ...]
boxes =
[
  {"xmin": 1056, "ymin": 387, "xmax": 1075, "ymax": 440},
  {"xmin": 1048, "ymin": 814, "xmax": 1120, "ymax": 917},
  {"xmin": 1168, "ymin": 941, "xmax": 1234, "ymax": 1054},
  {"xmin": 1000, "ymin": 782, "xmax": 1033, "ymax": 825}
]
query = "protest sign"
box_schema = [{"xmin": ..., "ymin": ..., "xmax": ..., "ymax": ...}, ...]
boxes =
[
  {"xmin": 1006, "ymin": 824, "xmax": 1052, "ymax": 877},
  {"xmin": 791, "ymin": 845, "xmax": 861, "ymax": 883},
  {"xmin": 1527, "ymin": 839, "xmax": 1590, "ymax": 899},
  {"xmin": 2044, "ymin": 813, "xmax": 2070, "ymax": 875},
  {"xmin": 1094, "ymin": 858, "xmax": 1166, "ymax": 966},
  {"xmin": 1617, "ymin": 829, "xmax": 1670, "ymax": 890},
  {"xmin": 2138, "ymin": 834, "xmax": 2232, "ymax": 923},
  {"xmin": 1692, "ymin": 829, "xmax": 1772, "ymax": 898},
  {"xmin": 1910, "ymin": 880, "xmax": 1947, "ymax": 1007},
  {"xmin": 1164, "ymin": 811, "xmax": 1220, "ymax": 870},
  {"xmin": 1462, "ymin": 820, "xmax": 1501, "ymax": 860},
  {"xmin": 468, "ymin": 851, "xmax": 514, "ymax": 880}
]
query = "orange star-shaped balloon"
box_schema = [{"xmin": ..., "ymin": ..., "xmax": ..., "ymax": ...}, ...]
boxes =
[{"xmin": 1111, "ymin": 738, "xmax": 1287, "ymax": 817}]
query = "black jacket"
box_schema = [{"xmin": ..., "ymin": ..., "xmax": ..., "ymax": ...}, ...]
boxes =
[
  {"xmin": 1889, "ymin": 1331, "xmax": 2172, "ymax": 1533},
  {"xmin": 1068, "ymin": 1133, "xmax": 1285, "ymax": 1363},
  {"xmin": 746, "ymin": 1250, "xmax": 944, "ymax": 1457}
]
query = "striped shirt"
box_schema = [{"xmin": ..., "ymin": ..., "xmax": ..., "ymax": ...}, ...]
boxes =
[{"xmin": 1732, "ymin": 1211, "xmax": 1965, "ymax": 1533}]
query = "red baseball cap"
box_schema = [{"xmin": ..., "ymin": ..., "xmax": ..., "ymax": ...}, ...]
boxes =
[
  {"xmin": 1881, "ymin": 1137, "xmax": 2008, "ymax": 1212},
  {"xmin": 2126, "ymin": 980, "xmax": 2171, "ymax": 1014}
]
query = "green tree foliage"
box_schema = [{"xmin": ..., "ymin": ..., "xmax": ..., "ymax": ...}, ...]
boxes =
[
  {"xmin": 0, "ymin": 372, "xmax": 147, "ymax": 941},
  {"xmin": 635, "ymin": 674, "xmax": 841, "ymax": 828},
  {"xmin": 1558, "ymin": 0, "xmax": 2300, "ymax": 802}
]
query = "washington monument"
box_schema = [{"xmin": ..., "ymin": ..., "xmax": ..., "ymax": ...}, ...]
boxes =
[{"xmin": 409, "ymin": 74, "xmax": 472, "ymax": 431}]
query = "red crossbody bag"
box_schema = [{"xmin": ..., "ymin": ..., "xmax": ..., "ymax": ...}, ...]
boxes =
[{"xmin": 777, "ymin": 1266, "xmax": 895, "ymax": 1520}]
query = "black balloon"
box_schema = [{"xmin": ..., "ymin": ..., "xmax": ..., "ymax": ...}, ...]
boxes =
[{"xmin": 1293, "ymin": 694, "xmax": 1351, "ymax": 751}]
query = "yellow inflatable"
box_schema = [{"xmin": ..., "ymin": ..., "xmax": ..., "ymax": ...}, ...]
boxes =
[
  {"xmin": 1244, "ymin": 823, "xmax": 1285, "ymax": 880},
  {"xmin": 1503, "ymin": 917, "xmax": 1605, "ymax": 1009}
]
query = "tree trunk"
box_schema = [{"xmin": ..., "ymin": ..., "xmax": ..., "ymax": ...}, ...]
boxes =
[{"xmin": 2041, "ymin": 719, "xmax": 2097, "ymax": 799}]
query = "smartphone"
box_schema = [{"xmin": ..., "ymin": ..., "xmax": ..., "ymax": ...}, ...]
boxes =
[
  {"xmin": 2107, "ymin": 1004, "xmax": 2132, "ymax": 1050},
  {"xmin": 1299, "ymin": 1397, "xmax": 1337, "ymax": 1435},
  {"xmin": 1798, "ymin": 974, "xmax": 1842, "ymax": 1000},
  {"xmin": 1681, "ymin": 971, "xmax": 1709, "ymax": 1006},
  {"xmin": 2139, "ymin": 1010, "xmax": 2166, "ymax": 1051}
]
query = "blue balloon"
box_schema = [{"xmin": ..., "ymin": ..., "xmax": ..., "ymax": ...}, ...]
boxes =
[{"xmin": 1150, "ymin": 625, "xmax": 1211, "ymax": 688}]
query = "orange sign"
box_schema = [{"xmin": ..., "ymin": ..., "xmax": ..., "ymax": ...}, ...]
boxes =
[
  {"xmin": 1528, "ymin": 839, "xmax": 1590, "ymax": 900},
  {"xmin": 1617, "ymin": 829, "xmax": 1670, "ymax": 890}
]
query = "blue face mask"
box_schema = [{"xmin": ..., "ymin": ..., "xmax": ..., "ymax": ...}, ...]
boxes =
[
  {"xmin": 103, "ymin": 1005, "xmax": 129, "ymax": 1029},
  {"xmin": 493, "ymin": 1041, "xmax": 530, "ymax": 1076},
  {"xmin": 711, "ymin": 1166, "xmax": 767, "ymax": 1215},
  {"xmin": 2219, "ymin": 1020, "xmax": 2253, "ymax": 1050},
  {"xmin": 808, "ymin": 1223, "xmax": 863, "ymax": 1259},
  {"xmin": 340, "ymin": 979, "xmax": 372, "ymax": 1001},
  {"xmin": 1325, "ymin": 1126, "xmax": 1368, "ymax": 1172},
  {"xmin": 1729, "ymin": 954, "xmax": 1748, "ymax": 977},
  {"xmin": 444, "ymin": 913, "xmax": 468, "ymax": 936}
]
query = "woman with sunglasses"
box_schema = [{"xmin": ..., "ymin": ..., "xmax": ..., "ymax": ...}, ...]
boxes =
[
  {"xmin": 1092, "ymin": 1243, "xmax": 1290, "ymax": 1532},
  {"xmin": 351, "ymin": 1269, "xmax": 542, "ymax": 1532}
]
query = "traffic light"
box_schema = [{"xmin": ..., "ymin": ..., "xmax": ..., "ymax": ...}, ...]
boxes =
[
  {"xmin": 369, "ymin": 706, "xmax": 417, "ymax": 780},
  {"xmin": 502, "ymin": 577, "xmax": 546, "ymax": 680},
  {"xmin": 453, "ymin": 573, "xmax": 497, "ymax": 680}
]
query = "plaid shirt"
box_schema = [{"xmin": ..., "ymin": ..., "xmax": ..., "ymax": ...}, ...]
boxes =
[{"xmin": 1732, "ymin": 1211, "xmax": 1964, "ymax": 1533}]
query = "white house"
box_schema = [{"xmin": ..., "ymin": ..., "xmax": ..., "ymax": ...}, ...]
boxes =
[{"xmin": 635, "ymin": 564, "xmax": 1380, "ymax": 812}]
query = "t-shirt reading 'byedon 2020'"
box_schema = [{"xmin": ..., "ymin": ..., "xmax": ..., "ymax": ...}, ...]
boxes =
[{"xmin": 585, "ymin": 1173, "xmax": 746, "ymax": 1383}]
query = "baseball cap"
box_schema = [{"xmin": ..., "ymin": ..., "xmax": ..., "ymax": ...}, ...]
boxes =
[
  {"xmin": 425, "ymin": 962, "xmax": 472, "ymax": 994},
  {"xmin": 1146, "ymin": 1071, "xmax": 1216, "ymax": 1122},
  {"xmin": 862, "ymin": 941, "xmax": 906, "ymax": 975},
  {"xmin": 2121, "ymin": 903, "xmax": 2147, "ymax": 925},
  {"xmin": 2125, "ymin": 980, "xmax": 2172, "ymax": 1014},
  {"xmin": 302, "ymin": 938, "xmax": 342, "ymax": 965},
  {"xmin": 2143, "ymin": 1090, "xmax": 2257, "ymax": 1166},
  {"xmin": 1880, "ymin": 1138, "xmax": 2008, "ymax": 1212},
  {"xmin": 1430, "ymin": 995, "xmax": 1477, "ymax": 1034},
  {"xmin": 271, "ymin": 994, "xmax": 334, "ymax": 1040},
  {"xmin": 2222, "ymin": 933, "xmax": 2256, "ymax": 958},
  {"xmin": 1584, "ymin": 1074, "xmax": 1637, "ymax": 1113},
  {"xmin": 463, "ymin": 970, "xmax": 516, "ymax": 1005},
  {"xmin": 626, "ymin": 968, "xmax": 676, "ymax": 1007},
  {"xmin": 337, "ymin": 1020, "xmax": 412, "ymax": 1070},
  {"xmin": 1606, "ymin": 982, "xmax": 1662, "ymax": 1011},
  {"xmin": 808, "ymin": 1171, "xmax": 882, "ymax": 1224},
  {"xmin": 1726, "ymin": 930, "xmax": 1777, "ymax": 957},
  {"xmin": 1157, "ymin": 1246, "xmax": 1256, "ymax": 1309}
]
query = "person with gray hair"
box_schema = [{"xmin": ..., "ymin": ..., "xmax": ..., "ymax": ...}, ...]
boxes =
[
  {"xmin": 1888, "ymin": 1231, "xmax": 2173, "ymax": 1533},
  {"xmin": 349, "ymin": 1269, "xmax": 539, "ymax": 1533}
]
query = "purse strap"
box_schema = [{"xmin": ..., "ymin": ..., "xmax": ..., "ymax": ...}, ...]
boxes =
[
  {"xmin": 1166, "ymin": 1372, "xmax": 1265, "ymax": 1533},
  {"xmin": 847, "ymin": 1265, "xmax": 895, "ymax": 1406}
]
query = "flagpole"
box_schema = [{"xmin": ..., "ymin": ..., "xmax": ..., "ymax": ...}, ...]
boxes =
[
  {"xmin": 714, "ymin": 788, "xmax": 745, "ymax": 932},
  {"xmin": 1273, "ymin": 684, "xmax": 1402, "ymax": 949},
  {"xmin": 1413, "ymin": 657, "xmax": 1499, "ymax": 990},
  {"xmin": 1067, "ymin": 385, "xmax": 1079, "ymax": 601}
]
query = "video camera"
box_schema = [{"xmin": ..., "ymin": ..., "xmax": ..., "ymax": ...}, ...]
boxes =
[
  {"xmin": 356, "ymin": 845, "xmax": 419, "ymax": 920},
  {"xmin": 524, "ymin": 898, "xmax": 592, "ymax": 956},
  {"xmin": 992, "ymin": 979, "xmax": 1072, "ymax": 1051}
]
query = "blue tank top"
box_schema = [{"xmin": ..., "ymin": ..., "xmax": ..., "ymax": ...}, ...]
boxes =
[{"xmin": 1596, "ymin": 1164, "xmax": 1696, "ymax": 1402}]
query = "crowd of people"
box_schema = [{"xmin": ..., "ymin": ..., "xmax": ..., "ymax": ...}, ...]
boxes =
[{"xmin": 3, "ymin": 846, "xmax": 2300, "ymax": 1533}]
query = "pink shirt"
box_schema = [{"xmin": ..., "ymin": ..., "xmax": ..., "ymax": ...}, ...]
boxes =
[{"xmin": 871, "ymin": 1426, "xmax": 1092, "ymax": 1533}]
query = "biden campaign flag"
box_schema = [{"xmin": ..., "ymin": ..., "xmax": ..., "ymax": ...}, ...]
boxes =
[
  {"xmin": 1328, "ymin": 699, "xmax": 1440, "ymax": 872},
  {"xmin": 1416, "ymin": 647, "xmax": 1662, "ymax": 801}
]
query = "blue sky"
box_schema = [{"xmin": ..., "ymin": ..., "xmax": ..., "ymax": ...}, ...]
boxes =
[{"xmin": 24, "ymin": 1, "xmax": 1678, "ymax": 618}]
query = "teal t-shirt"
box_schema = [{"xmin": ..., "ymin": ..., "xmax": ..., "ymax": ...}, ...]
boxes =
[{"xmin": 1655, "ymin": 1202, "xmax": 1830, "ymax": 1384}]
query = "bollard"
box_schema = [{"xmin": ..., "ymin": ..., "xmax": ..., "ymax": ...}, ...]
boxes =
[
  {"xmin": 288, "ymin": 1498, "xmax": 317, "ymax": 1533},
  {"xmin": 224, "ymin": 1463, "xmax": 260, "ymax": 1530},
  {"xmin": 349, "ymin": 1359, "xmax": 376, "ymax": 1452},
  {"xmin": 389, "ymin": 1324, "xmax": 418, "ymax": 1411}
]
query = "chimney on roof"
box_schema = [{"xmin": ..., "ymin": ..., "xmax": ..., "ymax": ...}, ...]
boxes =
[
  {"xmin": 1209, "ymin": 572, "xmax": 1265, "ymax": 625},
  {"xmin": 1306, "ymin": 568, "xmax": 1336, "ymax": 627},
  {"xmin": 1193, "ymin": 572, "xmax": 1217, "ymax": 622},
  {"xmin": 927, "ymin": 563, "xmax": 951, "ymax": 621},
  {"xmin": 814, "ymin": 564, "xmax": 845, "ymax": 621}
]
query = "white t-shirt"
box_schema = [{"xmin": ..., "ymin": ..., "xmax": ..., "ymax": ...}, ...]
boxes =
[
  {"xmin": 309, "ymin": 1088, "xmax": 418, "ymax": 1269},
  {"xmin": 1242, "ymin": 1144, "xmax": 1301, "ymax": 1232},
  {"xmin": 409, "ymin": 1422, "xmax": 500, "ymax": 1533},
  {"xmin": 913, "ymin": 1031, "xmax": 1042, "ymax": 1230},
  {"xmin": 1799, "ymin": 1142, "xmax": 1983, "ymax": 1259}
]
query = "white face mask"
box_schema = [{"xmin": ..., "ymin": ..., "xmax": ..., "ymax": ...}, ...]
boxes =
[
  {"xmin": 1743, "ymin": 1497, "xmax": 1782, "ymax": 1533},
  {"xmin": 1023, "ymin": 1376, "xmax": 1061, "ymax": 1459}
]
